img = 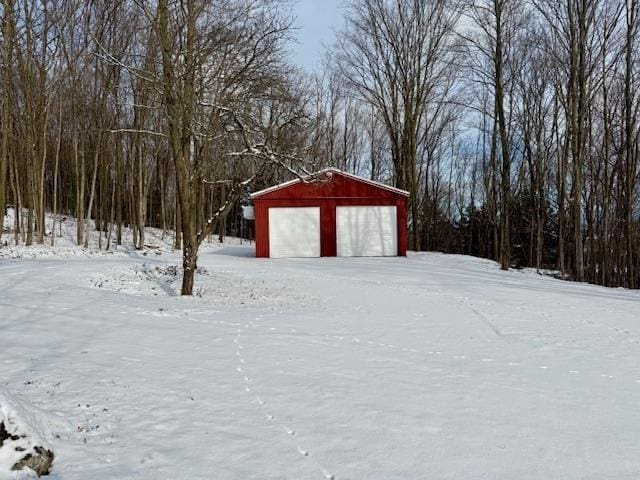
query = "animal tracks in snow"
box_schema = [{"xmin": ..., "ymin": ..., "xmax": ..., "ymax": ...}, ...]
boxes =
[
  {"xmin": 310, "ymin": 266, "xmax": 640, "ymax": 353},
  {"xmin": 189, "ymin": 313, "xmax": 640, "ymax": 480},
  {"xmin": 230, "ymin": 323, "xmax": 336, "ymax": 480},
  {"xmin": 299, "ymin": 327, "xmax": 640, "ymax": 388}
]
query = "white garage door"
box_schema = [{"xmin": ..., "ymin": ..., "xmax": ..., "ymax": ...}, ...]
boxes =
[
  {"xmin": 336, "ymin": 206, "xmax": 397, "ymax": 257},
  {"xmin": 268, "ymin": 207, "xmax": 321, "ymax": 258}
]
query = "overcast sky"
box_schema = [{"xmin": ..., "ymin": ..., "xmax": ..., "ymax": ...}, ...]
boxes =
[{"xmin": 291, "ymin": 0, "xmax": 344, "ymax": 72}]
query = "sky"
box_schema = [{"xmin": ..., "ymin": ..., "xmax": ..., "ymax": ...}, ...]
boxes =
[{"xmin": 290, "ymin": 0, "xmax": 344, "ymax": 72}]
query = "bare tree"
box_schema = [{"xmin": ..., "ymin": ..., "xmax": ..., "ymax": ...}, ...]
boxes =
[
  {"xmin": 152, "ymin": 0, "xmax": 311, "ymax": 294},
  {"xmin": 334, "ymin": 0, "xmax": 461, "ymax": 249}
]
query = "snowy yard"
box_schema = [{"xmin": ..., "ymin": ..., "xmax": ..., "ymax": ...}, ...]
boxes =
[{"xmin": 2, "ymin": 238, "xmax": 640, "ymax": 479}]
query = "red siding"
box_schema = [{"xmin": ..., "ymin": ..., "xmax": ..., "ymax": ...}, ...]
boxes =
[{"xmin": 253, "ymin": 171, "xmax": 408, "ymax": 258}]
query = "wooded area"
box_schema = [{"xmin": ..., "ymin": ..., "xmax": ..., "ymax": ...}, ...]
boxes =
[{"xmin": 1, "ymin": 0, "xmax": 639, "ymax": 294}]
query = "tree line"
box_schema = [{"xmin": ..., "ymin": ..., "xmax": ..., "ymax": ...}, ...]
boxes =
[{"xmin": 1, "ymin": 0, "xmax": 639, "ymax": 293}]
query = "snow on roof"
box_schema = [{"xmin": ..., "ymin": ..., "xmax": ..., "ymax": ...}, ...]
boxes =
[{"xmin": 250, "ymin": 168, "xmax": 410, "ymax": 199}]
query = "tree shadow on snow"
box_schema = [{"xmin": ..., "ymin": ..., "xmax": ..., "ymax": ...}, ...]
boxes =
[{"xmin": 210, "ymin": 245, "xmax": 255, "ymax": 258}]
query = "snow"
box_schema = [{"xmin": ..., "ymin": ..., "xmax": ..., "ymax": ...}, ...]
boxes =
[
  {"xmin": 0, "ymin": 391, "xmax": 55, "ymax": 478},
  {"xmin": 0, "ymin": 208, "xmax": 249, "ymax": 260},
  {"xmin": 2, "ymin": 212, "xmax": 640, "ymax": 478}
]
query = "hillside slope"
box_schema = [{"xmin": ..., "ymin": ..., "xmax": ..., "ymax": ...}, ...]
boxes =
[{"xmin": 1, "ymin": 214, "xmax": 640, "ymax": 479}]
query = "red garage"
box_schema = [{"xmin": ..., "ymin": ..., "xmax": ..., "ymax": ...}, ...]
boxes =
[{"xmin": 251, "ymin": 168, "xmax": 408, "ymax": 258}]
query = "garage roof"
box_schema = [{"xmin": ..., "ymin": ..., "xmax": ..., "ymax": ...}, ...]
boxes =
[{"xmin": 250, "ymin": 168, "xmax": 410, "ymax": 199}]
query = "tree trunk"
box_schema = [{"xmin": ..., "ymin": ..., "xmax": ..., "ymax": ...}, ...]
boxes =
[
  {"xmin": 494, "ymin": 0, "xmax": 511, "ymax": 271},
  {"xmin": 51, "ymin": 99, "xmax": 62, "ymax": 246}
]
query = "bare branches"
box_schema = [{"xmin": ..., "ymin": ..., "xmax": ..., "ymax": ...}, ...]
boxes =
[
  {"xmin": 197, "ymin": 173, "xmax": 258, "ymax": 244},
  {"xmin": 333, "ymin": 0, "xmax": 462, "ymax": 249},
  {"xmin": 90, "ymin": 33, "xmax": 161, "ymax": 85},
  {"xmin": 103, "ymin": 128, "xmax": 168, "ymax": 138}
]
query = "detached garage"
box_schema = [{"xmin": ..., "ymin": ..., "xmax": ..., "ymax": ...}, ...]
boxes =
[{"xmin": 251, "ymin": 168, "xmax": 408, "ymax": 258}]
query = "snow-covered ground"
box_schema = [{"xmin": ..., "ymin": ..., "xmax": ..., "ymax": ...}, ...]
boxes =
[
  {"xmin": 0, "ymin": 208, "xmax": 246, "ymax": 260},
  {"xmin": 2, "ymin": 213, "xmax": 640, "ymax": 479}
]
